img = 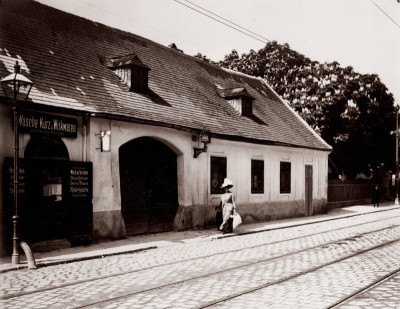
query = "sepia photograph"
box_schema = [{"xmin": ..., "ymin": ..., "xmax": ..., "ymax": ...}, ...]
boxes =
[{"xmin": 0, "ymin": 0, "xmax": 400, "ymax": 308}]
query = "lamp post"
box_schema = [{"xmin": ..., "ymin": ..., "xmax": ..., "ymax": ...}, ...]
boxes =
[{"xmin": 1, "ymin": 61, "xmax": 33, "ymax": 264}]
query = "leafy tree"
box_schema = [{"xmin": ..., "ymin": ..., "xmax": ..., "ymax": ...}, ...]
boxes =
[{"xmin": 216, "ymin": 41, "xmax": 396, "ymax": 179}]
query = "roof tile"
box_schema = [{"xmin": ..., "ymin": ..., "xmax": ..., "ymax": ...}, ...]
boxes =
[{"xmin": 0, "ymin": 0, "xmax": 331, "ymax": 151}]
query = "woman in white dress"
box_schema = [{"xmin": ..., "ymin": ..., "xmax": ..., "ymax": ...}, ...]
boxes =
[{"xmin": 219, "ymin": 178, "xmax": 237, "ymax": 234}]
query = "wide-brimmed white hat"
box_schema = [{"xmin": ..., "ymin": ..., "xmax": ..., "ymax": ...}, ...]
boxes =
[{"xmin": 221, "ymin": 178, "xmax": 233, "ymax": 188}]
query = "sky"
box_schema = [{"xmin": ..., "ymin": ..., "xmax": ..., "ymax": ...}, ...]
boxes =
[{"xmin": 36, "ymin": 0, "xmax": 400, "ymax": 103}]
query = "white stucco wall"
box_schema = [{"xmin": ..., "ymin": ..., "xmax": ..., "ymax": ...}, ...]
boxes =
[
  {"xmin": 87, "ymin": 117, "xmax": 329, "ymax": 215},
  {"xmin": 205, "ymin": 138, "xmax": 328, "ymax": 206},
  {"xmin": 88, "ymin": 118, "xmax": 196, "ymax": 214}
]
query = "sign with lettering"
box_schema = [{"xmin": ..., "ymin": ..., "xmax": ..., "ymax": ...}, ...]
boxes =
[
  {"xmin": 4, "ymin": 158, "xmax": 93, "ymax": 243},
  {"xmin": 5, "ymin": 158, "xmax": 92, "ymax": 200},
  {"xmin": 19, "ymin": 111, "xmax": 78, "ymax": 138},
  {"xmin": 4, "ymin": 158, "xmax": 26, "ymax": 198},
  {"xmin": 69, "ymin": 162, "xmax": 93, "ymax": 200}
]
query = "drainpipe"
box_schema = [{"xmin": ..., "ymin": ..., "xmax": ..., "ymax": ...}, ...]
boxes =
[{"xmin": 20, "ymin": 241, "xmax": 36, "ymax": 269}]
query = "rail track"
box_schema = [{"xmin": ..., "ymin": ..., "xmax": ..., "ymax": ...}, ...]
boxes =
[
  {"xmin": 328, "ymin": 268, "xmax": 400, "ymax": 308},
  {"xmin": 3, "ymin": 212, "xmax": 400, "ymax": 309},
  {"xmin": 197, "ymin": 235, "xmax": 400, "ymax": 309},
  {"xmin": 76, "ymin": 220, "xmax": 400, "ymax": 308}
]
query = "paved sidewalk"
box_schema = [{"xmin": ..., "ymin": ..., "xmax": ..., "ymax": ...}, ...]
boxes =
[{"xmin": 0, "ymin": 202, "xmax": 398, "ymax": 273}]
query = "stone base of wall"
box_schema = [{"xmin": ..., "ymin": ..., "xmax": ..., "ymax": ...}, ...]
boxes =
[
  {"xmin": 313, "ymin": 198, "xmax": 329, "ymax": 215},
  {"xmin": 173, "ymin": 204, "xmax": 216, "ymax": 230},
  {"xmin": 93, "ymin": 210, "xmax": 125, "ymax": 241},
  {"xmin": 91, "ymin": 199, "xmax": 328, "ymax": 242},
  {"xmin": 174, "ymin": 198, "xmax": 328, "ymax": 230}
]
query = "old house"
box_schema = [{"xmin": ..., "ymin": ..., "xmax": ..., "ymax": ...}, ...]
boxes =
[{"xmin": 0, "ymin": 0, "xmax": 331, "ymax": 256}]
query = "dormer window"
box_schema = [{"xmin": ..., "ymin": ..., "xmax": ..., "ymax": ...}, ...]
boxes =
[
  {"xmin": 241, "ymin": 95, "xmax": 253, "ymax": 117},
  {"xmin": 106, "ymin": 53, "xmax": 150, "ymax": 94},
  {"xmin": 168, "ymin": 43, "xmax": 183, "ymax": 53},
  {"xmin": 216, "ymin": 87, "xmax": 254, "ymax": 117}
]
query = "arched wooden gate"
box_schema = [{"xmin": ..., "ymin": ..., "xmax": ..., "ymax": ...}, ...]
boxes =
[{"xmin": 119, "ymin": 137, "xmax": 178, "ymax": 235}]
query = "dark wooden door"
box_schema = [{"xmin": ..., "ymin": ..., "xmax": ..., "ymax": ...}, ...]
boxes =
[
  {"xmin": 119, "ymin": 137, "xmax": 178, "ymax": 235},
  {"xmin": 119, "ymin": 156, "xmax": 148, "ymax": 234},
  {"xmin": 305, "ymin": 165, "xmax": 313, "ymax": 216}
]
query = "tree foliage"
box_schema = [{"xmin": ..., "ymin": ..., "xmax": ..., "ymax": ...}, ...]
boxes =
[{"xmin": 214, "ymin": 41, "xmax": 396, "ymax": 179}]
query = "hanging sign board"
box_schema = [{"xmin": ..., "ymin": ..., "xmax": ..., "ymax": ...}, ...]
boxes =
[{"xmin": 18, "ymin": 111, "xmax": 78, "ymax": 138}]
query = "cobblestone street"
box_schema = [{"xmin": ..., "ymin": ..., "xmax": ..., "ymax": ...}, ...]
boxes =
[
  {"xmin": 339, "ymin": 272, "xmax": 400, "ymax": 309},
  {"xmin": 2, "ymin": 207, "xmax": 400, "ymax": 308}
]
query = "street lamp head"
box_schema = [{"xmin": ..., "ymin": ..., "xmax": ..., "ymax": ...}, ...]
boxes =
[
  {"xmin": 193, "ymin": 131, "xmax": 211, "ymax": 158},
  {"xmin": 200, "ymin": 131, "xmax": 211, "ymax": 144},
  {"xmin": 1, "ymin": 61, "xmax": 33, "ymax": 102}
]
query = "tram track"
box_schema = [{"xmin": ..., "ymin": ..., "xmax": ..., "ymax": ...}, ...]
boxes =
[
  {"xmin": 69, "ymin": 223, "xmax": 400, "ymax": 308},
  {"xmin": 328, "ymin": 267, "xmax": 400, "ymax": 309},
  {"xmin": 0, "ymin": 212, "xmax": 400, "ymax": 300},
  {"xmin": 197, "ymin": 236, "xmax": 400, "ymax": 309},
  {"xmin": 3, "ymin": 213, "xmax": 400, "ymax": 302}
]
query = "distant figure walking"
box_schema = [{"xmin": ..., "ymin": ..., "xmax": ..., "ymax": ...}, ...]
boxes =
[
  {"xmin": 372, "ymin": 185, "xmax": 381, "ymax": 207},
  {"xmin": 219, "ymin": 178, "xmax": 237, "ymax": 234}
]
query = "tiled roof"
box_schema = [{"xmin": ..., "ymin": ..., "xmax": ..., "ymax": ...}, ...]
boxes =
[{"xmin": 0, "ymin": 0, "xmax": 331, "ymax": 151}]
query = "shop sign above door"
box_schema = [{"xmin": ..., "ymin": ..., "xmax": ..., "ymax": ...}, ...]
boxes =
[{"xmin": 18, "ymin": 111, "xmax": 78, "ymax": 138}]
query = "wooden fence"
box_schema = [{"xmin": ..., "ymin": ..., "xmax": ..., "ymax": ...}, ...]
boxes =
[{"xmin": 328, "ymin": 180, "xmax": 376, "ymax": 208}]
